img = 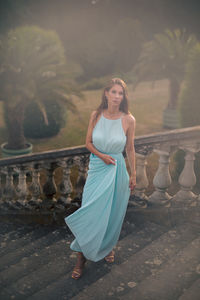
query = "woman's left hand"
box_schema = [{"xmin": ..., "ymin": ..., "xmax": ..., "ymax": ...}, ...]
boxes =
[{"xmin": 129, "ymin": 174, "xmax": 136, "ymax": 191}]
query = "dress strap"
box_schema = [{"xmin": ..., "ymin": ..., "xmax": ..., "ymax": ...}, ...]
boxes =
[{"xmin": 102, "ymin": 111, "xmax": 125, "ymax": 120}]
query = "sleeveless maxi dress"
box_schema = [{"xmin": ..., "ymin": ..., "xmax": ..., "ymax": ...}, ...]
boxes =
[{"xmin": 64, "ymin": 112, "xmax": 131, "ymax": 262}]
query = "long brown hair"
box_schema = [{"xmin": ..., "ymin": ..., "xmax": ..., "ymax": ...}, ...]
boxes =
[{"xmin": 93, "ymin": 78, "xmax": 130, "ymax": 124}]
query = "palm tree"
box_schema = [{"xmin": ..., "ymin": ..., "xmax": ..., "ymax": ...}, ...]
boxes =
[
  {"xmin": 132, "ymin": 29, "xmax": 197, "ymax": 127},
  {"xmin": 0, "ymin": 25, "xmax": 82, "ymax": 151}
]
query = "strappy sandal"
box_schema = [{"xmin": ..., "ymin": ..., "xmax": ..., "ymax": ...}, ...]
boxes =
[
  {"xmin": 71, "ymin": 267, "xmax": 84, "ymax": 279},
  {"xmin": 104, "ymin": 250, "xmax": 115, "ymax": 263},
  {"xmin": 71, "ymin": 256, "xmax": 86, "ymax": 279}
]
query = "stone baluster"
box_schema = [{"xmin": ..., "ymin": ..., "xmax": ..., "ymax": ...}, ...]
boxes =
[
  {"xmin": 149, "ymin": 149, "xmax": 172, "ymax": 206},
  {"xmin": 29, "ymin": 163, "xmax": 43, "ymax": 207},
  {"xmin": 57, "ymin": 157, "xmax": 74, "ymax": 207},
  {"xmin": 2, "ymin": 166, "xmax": 17, "ymax": 209},
  {"xmin": 0, "ymin": 170, "xmax": 4, "ymax": 209},
  {"xmin": 15, "ymin": 164, "xmax": 31, "ymax": 208},
  {"xmin": 133, "ymin": 153, "xmax": 149, "ymax": 200},
  {"xmin": 0, "ymin": 170, "xmax": 2, "ymax": 199},
  {"xmin": 74, "ymin": 154, "xmax": 90, "ymax": 201},
  {"xmin": 42, "ymin": 161, "xmax": 58, "ymax": 209},
  {"xmin": 172, "ymin": 146, "xmax": 198, "ymax": 206}
]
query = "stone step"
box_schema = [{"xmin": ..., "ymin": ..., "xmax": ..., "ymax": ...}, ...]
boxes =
[
  {"xmin": 119, "ymin": 236, "xmax": 200, "ymax": 300},
  {"xmin": 0, "ymin": 215, "xmax": 138, "ymax": 277},
  {"xmin": 28, "ymin": 222, "xmax": 167, "ymax": 300},
  {"xmin": 0, "ymin": 228, "xmax": 72, "ymax": 286},
  {"xmin": 103, "ymin": 221, "xmax": 167, "ymax": 265},
  {"xmin": 0, "ymin": 225, "xmax": 68, "ymax": 271},
  {"xmin": 0, "ymin": 222, "xmax": 39, "ymax": 246},
  {"xmin": 0, "ymin": 221, "xmax": 31, "ymax": 239},
  {"xmin": 67, "ymin": 223, "xmax": 199, "ymax": 300},
  {"xmin": 118, "ymin": 218, "xmax": 137, "ymax": 239},
  {"xmin": 0, "ymin": 221, "xmax": 164, "ymax": 300},
  {"xmin": 178, "ymin": 278, "xmax": 200, "ymax": 300},
  {"xmin": 0, "ymin": 224, "xmax": 59, "ymax": 257}
]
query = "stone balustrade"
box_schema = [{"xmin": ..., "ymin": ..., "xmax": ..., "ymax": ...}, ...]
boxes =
[{"xmin": 0, "ymin": 125, "xmax": 200, "ymax": 223}]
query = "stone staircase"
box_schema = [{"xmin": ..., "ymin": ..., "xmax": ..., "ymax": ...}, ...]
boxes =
[{"xmin": 0, "ymin": 209, "xmax": 199, "ymax": 300}]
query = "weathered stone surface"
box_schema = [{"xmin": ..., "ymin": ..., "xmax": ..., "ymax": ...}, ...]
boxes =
[
  {"xmin": 120, "ymin": 236, "xmax": 200, "ymax": 300},
  {"xmin": 0, "ymin": 125, "xmax": 200, "ymax": 222},
  {"xmin": 179, "ymin": 278, "xmax": 200, "ymax": 300},
  {"xmin": 0, "ymin": 213, "xmax": 199, "ymax": 300}
]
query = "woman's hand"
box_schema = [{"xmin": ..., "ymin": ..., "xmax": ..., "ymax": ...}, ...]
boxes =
[
  {"xmin": 129, "ymin": 174, "xmax": 136, "ymax": 191},
  {"xmin": 100, "ymin": 154, "xmax": 116, "ymax": 165}
]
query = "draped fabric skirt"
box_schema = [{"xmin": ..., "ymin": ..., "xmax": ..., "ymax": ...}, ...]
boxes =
[{"xmin": 64, "ymin": 152, "xmax": 130, "ymax": 262}]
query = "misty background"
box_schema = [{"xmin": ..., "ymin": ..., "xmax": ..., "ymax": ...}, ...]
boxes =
[{"xmin": 1, "ymin": 0, "xmax": 200, "ymax": 83}]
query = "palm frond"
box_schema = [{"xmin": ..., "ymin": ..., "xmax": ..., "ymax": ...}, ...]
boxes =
[
  {"xmin": 132, "ymin": 28, "xmax": 198, "ymax": 88},
  {"xmin": 33, "ymin": 99, "xmax": 49, "ymax": 126}
]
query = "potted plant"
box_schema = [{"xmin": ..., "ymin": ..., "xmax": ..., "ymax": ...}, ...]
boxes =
[{"xmin": 0, "ymin": 25, "xmax": 82, "ymax": 156}]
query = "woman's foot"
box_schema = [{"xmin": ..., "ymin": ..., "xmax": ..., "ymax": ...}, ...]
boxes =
[
  {"xmin": 71, "ymin": 252, "xmax": 87, "ymax": 280},
  {"xmin": 104, "ymin": 250, "xmax": 115, "ymax": 263}
]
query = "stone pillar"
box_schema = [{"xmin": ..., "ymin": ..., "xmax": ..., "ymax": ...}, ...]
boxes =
[
  {"xmin": 2, "ymin": 166, "xmax": 17, "ymax": 209},
  {"xmin": 133, "ymin": 153, "xmax": 149, "ymax": 200},
  {"xmin": 172, "ymin": 147, "xmax": 198, "ymax": 206},
  {"xmin": 74, "ymin": 154, "xmax": 89, "ymax": 201},
  {"xmin": 42, "ymin": 161, "xmax": 58, "ymax": 209},
  {"xmin": 3, "ymin": 166, "xmax": 16, "ymax": 201},
  {"xmin": 0, "ymin": 170, "xmax": 2, "ymax": 199},
  {"xmin": 57, "ymin": 157, "xmax": 74, "ymax": 207},
  {"xmin": 29, "ymin": 163, "xmax": 43, "ymax": 207},
  {"xmin": 15, "ymin": 165, "xmax": 30, "ymax": 208},
  {"xmin": 149, "ymin": 149, "xmax": 172, "ymax": 206},
  {"xmin": 0, "ymin": 170, "xmax": 4, "ymax": 208}
]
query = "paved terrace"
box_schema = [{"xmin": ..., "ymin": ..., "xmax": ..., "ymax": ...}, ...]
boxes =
[{"xmin": 0, "ymin": 126, "xmax": 200, "ymax": 299}]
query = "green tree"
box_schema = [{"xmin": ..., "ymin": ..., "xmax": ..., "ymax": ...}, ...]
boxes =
[
  {"xmin": 178, "ymin": 43, "xmax": 200, "ymax": 126},
  {"xmin": 0, "ymin": 25, "xmax": 82, "ymax": 150},
  {"xmin": 70, "ymin": 31, "xmax": 116, "ymax": 81},
  {"xmin": 132, "ymin": 29, "xmax": 197, "ymax": 109},
  {"xmin": 175, "ymin": 43, "xmax": 200, "ymax": 190},
  {"xmin": 113, "ymin": 18, "xmax": 144, "ymax": 73}
]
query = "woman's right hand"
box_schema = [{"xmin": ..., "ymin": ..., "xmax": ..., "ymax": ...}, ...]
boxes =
[{"xmin": 100, "ymin": 154, "xmax": 116, "ymax": 165}]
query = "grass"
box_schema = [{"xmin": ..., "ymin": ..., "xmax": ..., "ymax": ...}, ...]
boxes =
[
  {"xmin": 1, "ymin": 79, "xmax": 199, "ymax": 195},
  {"xmin": 0, "ymin": 79, "xmax": 170, "ymax": 156}
]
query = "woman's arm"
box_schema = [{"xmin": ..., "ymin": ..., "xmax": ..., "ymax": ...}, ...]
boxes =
[
  {"xmin": 85, "ymin": 111, "xmax": 116, "ymax": 165},
  {"xmin": 125, "ymin": 115, "xmax": 136, "ymax": 190}
]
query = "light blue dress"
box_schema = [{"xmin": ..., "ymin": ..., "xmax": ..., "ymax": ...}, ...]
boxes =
[{"xmin": 64, "ymin": 112, "xmax": 131, "ymax": 262}]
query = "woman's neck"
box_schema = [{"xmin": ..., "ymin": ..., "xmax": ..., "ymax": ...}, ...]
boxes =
[{"xmin": 106, "ymin": 105, "xmax": 120, "ymax": 115}]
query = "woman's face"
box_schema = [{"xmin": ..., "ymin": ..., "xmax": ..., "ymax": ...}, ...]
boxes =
[{"xmin": 105, "ymin": 84, "xmax": 124, "ymax": 107}]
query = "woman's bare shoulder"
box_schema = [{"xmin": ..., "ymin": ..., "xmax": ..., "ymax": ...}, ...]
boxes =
[
  {"xmin": 124, "ymin": 112, "xmax": 136, "ymax": 125},
  {"xmin": 90, "ymin": 110, "xmax": 98, "ymax": 119},
  {"xmin": 91, "ymin": 110, "xmax": 97, "ymax": 115},
  {"xmin": 89, "ymin": 110, "xmax": 101, "ymax": 128}
]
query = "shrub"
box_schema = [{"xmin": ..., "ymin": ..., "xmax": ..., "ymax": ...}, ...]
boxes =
[
  {"xmin": 0, "ymin": 25, "xmax": 81, "ymax": 150},
  {"xmin": 23, "ymin": 99, "xmax": 66, "ymax": 139}
]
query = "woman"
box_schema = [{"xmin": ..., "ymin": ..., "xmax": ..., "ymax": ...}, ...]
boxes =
[{"xmin": 65, "ymin": 78, "xmax": 136, "ymax": 279}]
